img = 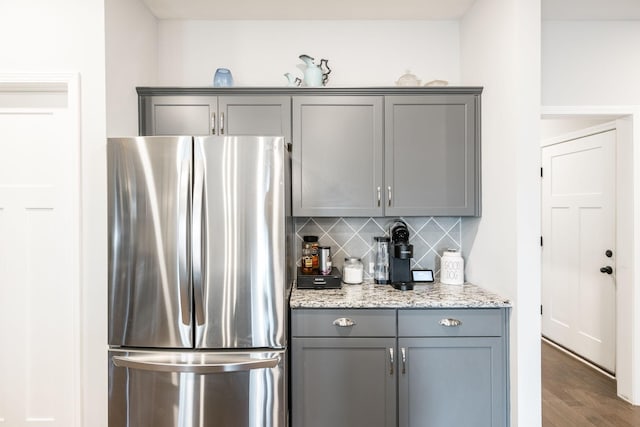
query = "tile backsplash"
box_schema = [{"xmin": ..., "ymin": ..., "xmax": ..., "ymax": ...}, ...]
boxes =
[{"xmin": 294, "ymin": 217, "xmax": 462, "ymax": 280}]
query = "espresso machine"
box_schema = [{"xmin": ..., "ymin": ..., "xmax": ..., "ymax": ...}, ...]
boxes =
[{"xmin": 388, "ymin": 220, "xmax": 414, "ymax": 290}]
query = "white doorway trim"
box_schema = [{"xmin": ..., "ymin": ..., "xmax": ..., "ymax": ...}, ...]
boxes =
[{"xmin": 542, "ymin": 105, "xmax": 640, "ymax": 405}]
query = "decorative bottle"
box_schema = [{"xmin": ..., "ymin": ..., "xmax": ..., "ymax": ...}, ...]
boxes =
[{"xmin": 301, "ymin": 243, "xmax": 313, "ymax": 274}]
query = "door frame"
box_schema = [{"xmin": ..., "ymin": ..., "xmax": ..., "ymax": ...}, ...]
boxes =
[{"xmin": 542, "ymin": 106, "xmax": 640, "ymax": 404}]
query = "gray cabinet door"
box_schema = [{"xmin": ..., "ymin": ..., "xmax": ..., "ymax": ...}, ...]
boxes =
[
  {"xmin": 291, "ymin": 337, "xmax": 396, "ymax": 427},
  {"xmin": 385, "ymin": 95, "xmax": 480, "ymax": 216},
  {"xmin": 140, "ymin": 95, "xmax": 291, "ymax": 141},
  {"xmin": 141, "ymin": 95, "xmax": 218, "ymax": 136},
  {"xmin": 397, "ymin": 337, "xmax": 507, "ymax": 427},
  {"xmin": 218, "ymin": 96, "xmax": 291, "ymax": 142},
  {"xmin": 292, "ymin": 96, "xmax": 384, "ymax": 217}
]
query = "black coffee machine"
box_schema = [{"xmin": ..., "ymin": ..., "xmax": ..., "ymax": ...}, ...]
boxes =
[{"xmin": 389, "ymin": 220, "xmax": 414, "ymax": 290}]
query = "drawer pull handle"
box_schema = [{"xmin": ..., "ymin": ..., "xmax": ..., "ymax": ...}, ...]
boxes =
[
  {"xmin": 389, "ymin": 348, "xmax": 394, "ymax": 375},
  {"xmin": 333, "ymin": 317, "xmax": 356, "ymax": 327},
  {"xmin": 439, "ymin": 318, "xmax": 462, "ymax": 327}
]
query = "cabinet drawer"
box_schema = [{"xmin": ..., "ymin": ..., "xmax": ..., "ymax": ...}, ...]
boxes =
[
  {"xmin": 292, "ymin": 309, "xmax": 396, "ymax": 337},
  {"xmin": 398, "ymin": 309, "xmax": 504, "ymax": 337}
]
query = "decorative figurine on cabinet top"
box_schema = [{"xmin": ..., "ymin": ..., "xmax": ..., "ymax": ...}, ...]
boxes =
[
  {"xmin": 299, "ymin": 54, "xmax": 331, "ymax": 87},
  {"xmin": 284, "ymin": 72, "xmax": 302, "ymax": 87}
]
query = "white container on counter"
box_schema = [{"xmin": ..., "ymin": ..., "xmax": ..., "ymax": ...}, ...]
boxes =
[
  {"xmin": 441, "ymin": 249, "xmax": 464, "ymax": 285},
  {"xmin": 342, "ymin": 257, "xmax": 364, "ymax": 284}
]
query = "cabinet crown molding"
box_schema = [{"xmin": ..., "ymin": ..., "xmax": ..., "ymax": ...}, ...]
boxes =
[{"xmin": 137, "ymin": 86, "xmax": 483, "ymax": 97}]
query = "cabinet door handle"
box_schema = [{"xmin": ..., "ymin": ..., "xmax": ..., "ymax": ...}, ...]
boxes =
[
  {"xmin": 401, "ymin": 347, "xmax": 406, "ymax": 374},
  {"xmin": 439, "ymin": 318, "xmax": 463, "ymax": 327},
  {"xmin": 387, "ymin": 186, "xmax": 392, "ymax": 207},
  {"xmin": 332, "ymin": 317, "xmax": 356, "ymax": 327},
  {"xmin": 220, "ymin": 112, "xmax": 225, "ymax": 135},
  {"xmin": 377, "ymin": 186, "xmax": 381, "ymax": 207},
  {"xmin": 389, "ymin": 348, "xmax": 394, "ymax": 375},
  {"xmin": 211, "ymin": 112, "xmax": 216, "ymax": 134}
]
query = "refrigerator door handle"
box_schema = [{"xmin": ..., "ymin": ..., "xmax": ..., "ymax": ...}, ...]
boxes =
[
  {"xmin": 192, "ymin": 141, "xmax": 206, "ymax": 326},
  {"xmin": 112, "ymin": 354, "xmax": 280, "ymax": 374},
  {"xmin": 178, "ymin": 143, "xmax": 191, "ymax": 326}
]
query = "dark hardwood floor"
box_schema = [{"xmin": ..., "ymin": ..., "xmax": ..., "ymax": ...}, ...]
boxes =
[{"xmin": 542, "ymin": 340, "xmax": 640, "ymax": 426}]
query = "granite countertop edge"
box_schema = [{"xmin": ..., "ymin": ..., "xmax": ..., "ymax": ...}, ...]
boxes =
[{"xmin": 289, "ymin": 282, "xmax": 512, "ymax": 309}]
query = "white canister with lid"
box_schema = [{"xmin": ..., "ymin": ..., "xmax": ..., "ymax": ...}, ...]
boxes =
[
  {"xmin": 342, "ymin": 257, "xmax": 364, "ymax": 284},
  {"xmin": 440, "ymin": 249, "xmax": 464, "ymax": 285}
]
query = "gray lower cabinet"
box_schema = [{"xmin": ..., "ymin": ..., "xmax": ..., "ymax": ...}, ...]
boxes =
[
  {"xmin": 397, "ymin": 337, "xmax": 504, "ymax": 427},
  {"xmin": 385, "ymin": 95, "xmax": 480, "ymax": 216},
  {"xmin": 292, "ymin": 337, "xmax": 396, "ymax": 427},
  {"xmin": 291, "ymin": 309, "xmax": 396, "ymax": 427},
  {"xmin": 292, "ymin": 96, "xmax": 384, "ymax": 217},
  {"xmin": 397, "ymin": 309, "xmax": 509, "ymax": 427},
  {"xmin": 291, "ymin": 308, "xmax": 509, "ymax": 427},
  {"xmin": 138, "ymin": 95, "xmax": 291, "ymax": 141}
]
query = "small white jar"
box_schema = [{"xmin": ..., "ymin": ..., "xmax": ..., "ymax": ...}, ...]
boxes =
[
  {"xmin": 342, "ymin": 257, "xmax": 364, "ymax": 284},
  {"xmin": 441, "ymin": 249, "xmax": 464, "ymax": 285}
]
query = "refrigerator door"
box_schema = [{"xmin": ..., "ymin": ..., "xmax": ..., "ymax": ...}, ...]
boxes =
[
  {"xmin": 193, "ymin": 136, "xmax": 286, "ymax": 349},
  {"xmin": 108, "ymin": 136, "xmax": 193, "ymax": 348},
  {"xmin": 108, "ymin": 349, "xmax": 286, "ymax": 427}
]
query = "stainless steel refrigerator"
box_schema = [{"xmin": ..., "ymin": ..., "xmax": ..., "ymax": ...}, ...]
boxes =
[{"xmin": 107, "ymin": 135, "xmax": 291, "ymax": 427}]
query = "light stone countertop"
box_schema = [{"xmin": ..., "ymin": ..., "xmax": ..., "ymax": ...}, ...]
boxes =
[{"xmin": 289, "ymin": 281, "xmax": 512, "ymax": 309}]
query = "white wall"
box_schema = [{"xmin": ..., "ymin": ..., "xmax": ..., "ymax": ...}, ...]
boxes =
[
  {"xmin": 614, "ymin": 114, "xmax": 639, "ymax": 403},
  {"xmin": 461, "ymin": 0, "xmax": 542, "ymax": 426},
  {"xmin": 543, "ymin": 21, "xmax": 640, "ymax": 106},
  {"xmin": 0, "ymin": 1, "xmax": 107, "ymax": 426},
  {"xmin": 157, "ymin": 20, "xmax": 460, "ymax": 86},
  {"xmin": 106, "ymin": 0, "xmax": 158, "ymax": 136}
]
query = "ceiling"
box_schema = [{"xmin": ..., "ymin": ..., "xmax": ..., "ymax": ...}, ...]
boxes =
[
  {"xmin": 140, "ymin": 0, "xmax": 475, "ymax": 20},
  {"xmin": 542, "ymin": 0, "xmax": 640, "ymax": 20},
  {"xmin": 141, "ymin": 0, "xmax": 640, "ymax": 20}
]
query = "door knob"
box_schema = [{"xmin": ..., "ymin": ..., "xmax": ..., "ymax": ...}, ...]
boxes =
[{"xmin": 600, "ymin": 266, "xmax": 613, "ymax": 274}]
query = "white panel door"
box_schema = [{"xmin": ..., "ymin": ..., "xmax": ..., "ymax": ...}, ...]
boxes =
[
  {"xmin": 0, "ymin": 77, "xmax": 80, "ymax": 426},
  {"xmin": 541, "ymin": 129, "xmax": 616, "ymax": 373}
]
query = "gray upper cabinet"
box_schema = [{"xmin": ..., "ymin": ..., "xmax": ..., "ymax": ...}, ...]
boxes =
[
  {"xmin": 292, "ymin": 96, "xmax": 384, "ymax": 217},
  {"xmin": 139, "ymin": 95, "xmax": 291, "ymax": 142},
  {"xmin": 385, "ymin": 95, "xmax": 480, "ymax": 216},
  {"xmin": 218, "ymin": 96, "xmax": 291, "ymax": 141},
  {"xmin": 291, "ymin": 92, "xmax": 480, "ymax": 217},
  {"xmin": 136, "ymin": 87, "xmax": 482, "ymax": 216},
  {"xmin": 141, "ymin": 95, "xmax": 216, "ymax": 136}
]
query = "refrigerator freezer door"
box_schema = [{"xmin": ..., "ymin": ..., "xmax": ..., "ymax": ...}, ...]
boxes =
[
  {"xmin": 193, "ymin": 136, "xmax": 286, "ymax": 349},
  {"xmin": 108, "ymin": 136, "xmax": 193, "ymax": 348},
  {"xmin": 108, "ymin": 349, "xmax": 286, "ymax": 427}
]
